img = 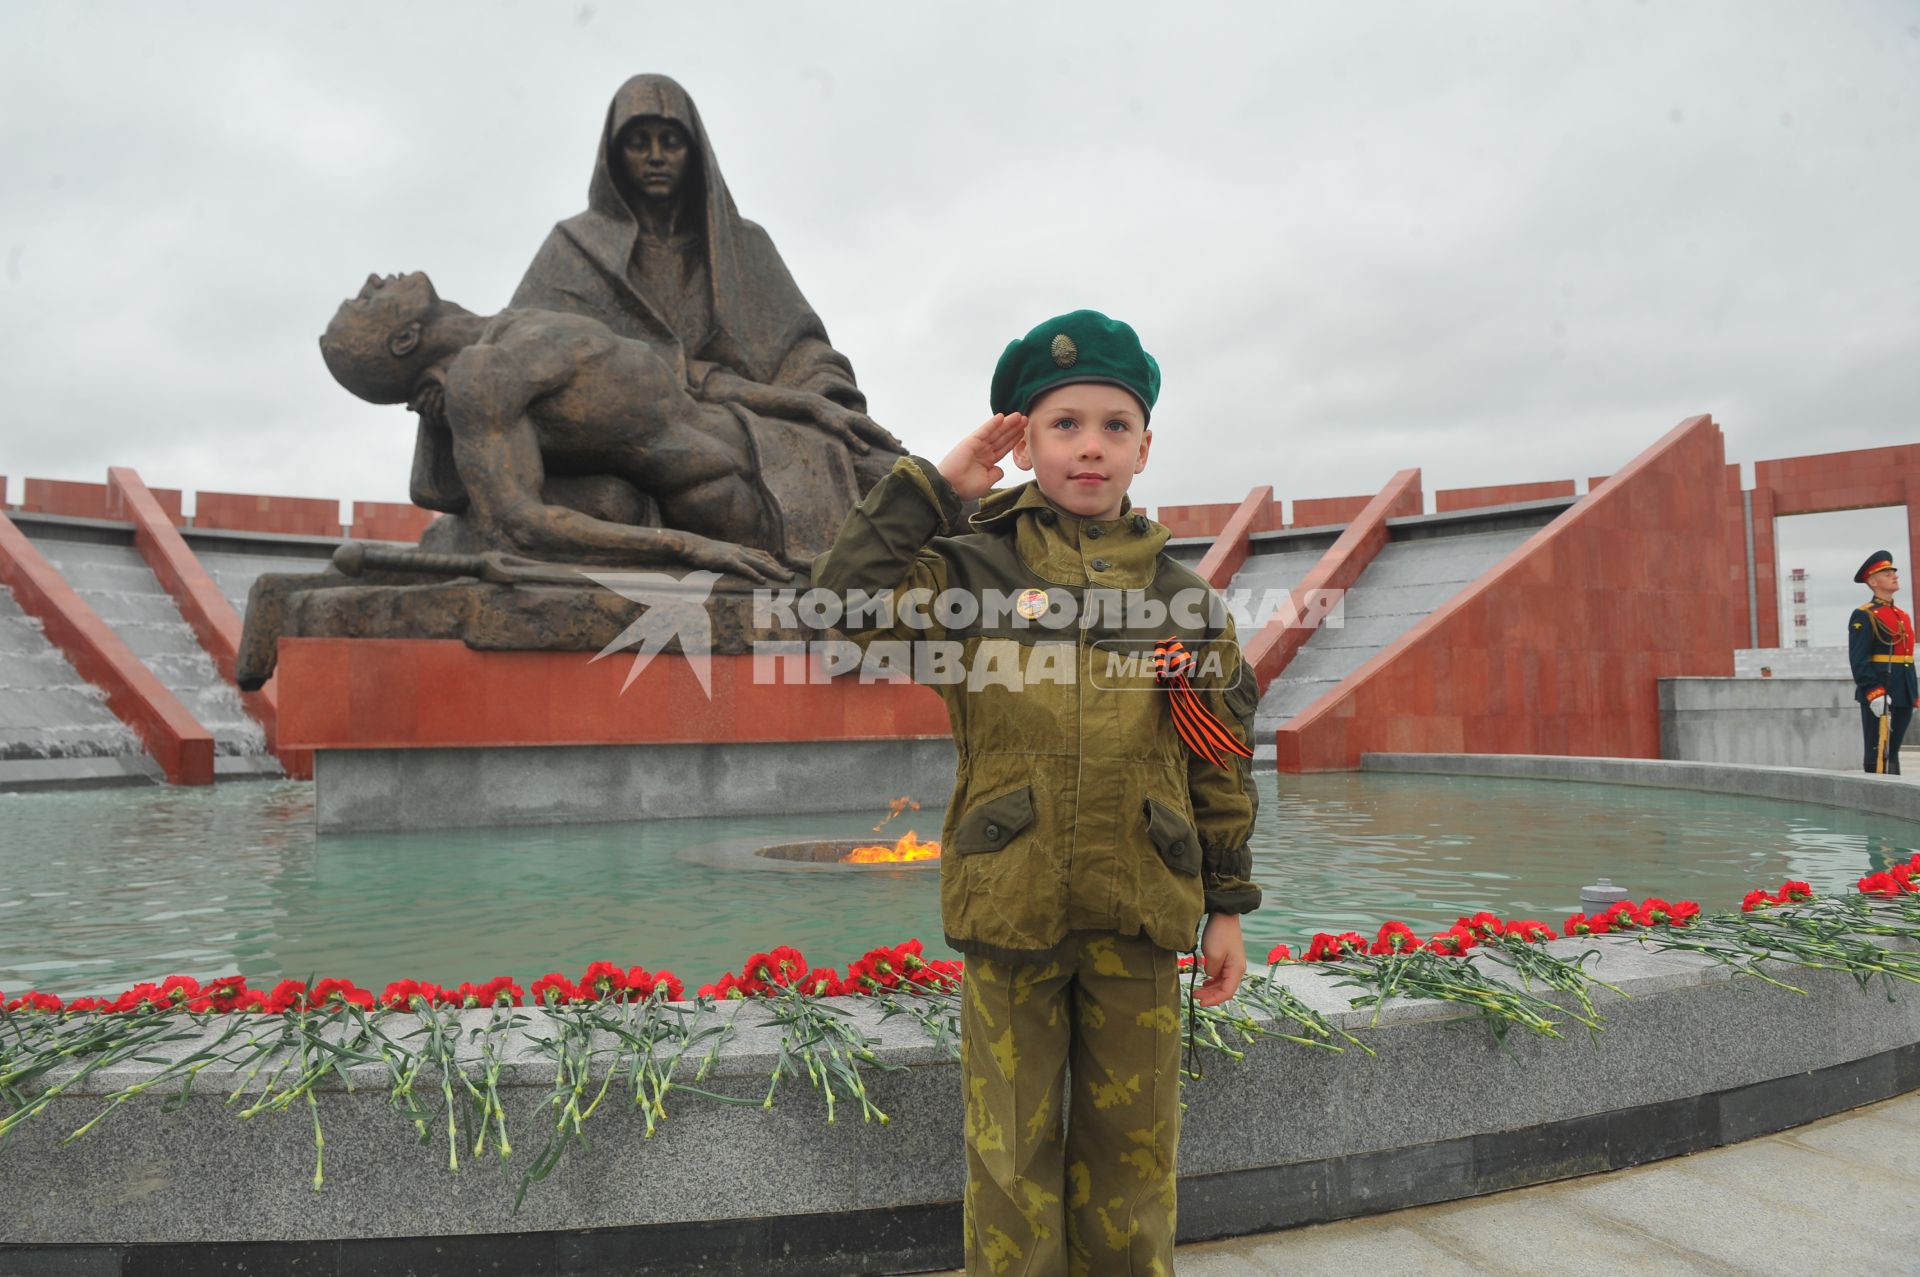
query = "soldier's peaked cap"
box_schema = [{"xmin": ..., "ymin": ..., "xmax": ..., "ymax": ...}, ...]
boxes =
[
  {"xmin": 990, "ymin": 310, "xmax": 1160, "ymax": 422},
  {"xmin": 1856, "ymin": 550, "xmax": 1899, "ymax": 584}
]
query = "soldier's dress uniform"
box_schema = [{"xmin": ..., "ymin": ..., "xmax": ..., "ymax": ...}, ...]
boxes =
[
  {"xmin": 1847, "ymin": 549, "xmax": 1917, "ymax": 774},
  {"xmin": 812, "ymin": 311, "xmax": 1262, "ymax": 1276}
]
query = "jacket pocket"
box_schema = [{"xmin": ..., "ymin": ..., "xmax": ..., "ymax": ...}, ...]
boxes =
[
  {"xmin": 1142, "ymin": 796, "xmax": 1202, "ymax": 876},
  {"xmin": 952, "ymin": 786, "xmax": 1036, "ymax": 855}
]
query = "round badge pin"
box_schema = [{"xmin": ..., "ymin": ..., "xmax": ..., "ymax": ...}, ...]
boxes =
[
  {"xmin": 1049, "ymin": 334, "xmax": 1078, "ymax": 368},
  {"xmin": 1015, "ymin": 587, "xmax": 1050, "ymax": 620}
]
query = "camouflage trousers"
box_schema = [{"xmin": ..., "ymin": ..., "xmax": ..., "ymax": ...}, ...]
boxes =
[{"xmin": 960, "ymin": 931, "xmax": 1183, "ymax": 1276}]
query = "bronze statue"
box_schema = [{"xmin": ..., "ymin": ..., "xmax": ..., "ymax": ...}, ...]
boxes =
[
  {"xmin": 320, "ymin": 271, "xmax": 896, "ymax": 581},
  {"xmin": 239, "ymin": 73, "xmax": 907, "ymax": 686}
]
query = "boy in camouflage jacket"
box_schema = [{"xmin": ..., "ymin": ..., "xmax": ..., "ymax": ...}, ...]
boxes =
[{"xmin": 811, "ymin": 310, "xmax": 1261, "ymax": 1275}]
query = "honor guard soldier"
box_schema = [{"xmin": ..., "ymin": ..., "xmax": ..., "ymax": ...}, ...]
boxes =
[{"xmin": 1848, "ymin": 549, "xmax": 1917, "ymax": 774}]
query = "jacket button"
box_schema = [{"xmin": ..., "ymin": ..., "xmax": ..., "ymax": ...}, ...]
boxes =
[
  {"xmin": 1085, "ymin": 525, "xmax": 1103, "ymax": 539},
  {"xmin": 1037, "ymin": 510, "xmax": 1056, "ymax": 525},
  {"xmin": 1133, "ymin": 514, "xmax": 1150, "ymax": 534},
  {"xmin": 1169, "ymin": 840, "xmax": 1185, "ymax": 856},
  {"xmin": 985, "ymin": 823, "xmax": 1001, "ymax": 841},
  {"xmin": 1090, "ymin": 558, "xmax": 1111, "ymax": 572}
]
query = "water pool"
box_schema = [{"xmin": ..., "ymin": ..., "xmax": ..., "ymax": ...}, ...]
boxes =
[{"xmin": 2, "ymin": 772, "xmax": 1914, "ymax": 995}]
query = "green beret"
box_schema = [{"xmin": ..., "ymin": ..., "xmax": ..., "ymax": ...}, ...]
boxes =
[{"xmin": 989, "ymin": 309, "xmax": 1161, "ymax": 422}]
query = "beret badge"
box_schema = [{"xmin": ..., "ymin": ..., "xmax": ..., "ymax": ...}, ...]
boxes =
[{"xmin": 1049, "ymin": 334, "xmax": 1078, "ymax": 368}]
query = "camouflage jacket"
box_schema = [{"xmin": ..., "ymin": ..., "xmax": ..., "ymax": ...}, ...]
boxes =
[{"xmin": 810, "ymin": 455, "xmax": 1262, "ymax": 963}]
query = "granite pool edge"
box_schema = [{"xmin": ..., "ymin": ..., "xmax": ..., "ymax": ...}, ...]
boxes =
[
  {"xmin": 1, "ymin": 930, "xmax": 1916, "ymax": 1270},
  {"xmin": 1361, "ymin": 752, "xmax": 1920, "ymax": 823}
]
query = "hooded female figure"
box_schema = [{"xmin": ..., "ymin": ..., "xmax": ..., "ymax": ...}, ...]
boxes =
[
  {"xmin": 402, "ymin": 73, "xmax": 901, "ymax": 563},
  {"xmin": 512, "ymin": 74, "xmax": 879, "ymax": 431}
]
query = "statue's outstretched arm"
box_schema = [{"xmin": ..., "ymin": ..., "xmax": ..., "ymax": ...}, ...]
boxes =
[{"xmin": 701, "ymin": 369, "xmax": 904, "ymax": 455}]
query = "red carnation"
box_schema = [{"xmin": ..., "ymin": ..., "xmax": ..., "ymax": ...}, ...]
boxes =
[
  {"xmin": 113, "ymin": 983, "xmax": 165, "ymax": 1014},
  {"xmin": 891, "ymin": 940, "xmax": 926, "ymax": 973},
  {"xmin": 1371, "ymin": 921, "xmax": 1423, "ymax": 955},
  {"xmin": 651, "ymin": 971, "xmax": 685, "ymax": 1001},
  {"xmin": 800, "ymin": 969, "xmax": 845, "ymax": 997},
  {"xmin": 1603, "ymin": 901, "xmax": 1642, "ymax": 930},
  {"xmin": 1741, "ymin": 889, "xmax": 1775, "ymax": 913},
  {"xmin": 380, "ymin": 979, "xmax": 432, "ymax": 1012},
  {"xmin": 919, "ymin": 959, "xmax": 964, "ymax": 989},
  {"xmin": 155, "ymin": 974, "xmax": 202, "ymax": 1009},
  {"xmin": 265, "ymin": 980, "xmax": 309, "ymax": 1013},
  {"xmin": 1503, "ymin": 919, "xmax": 1555, "ymax": 943},
  {"xmin": 1457, "ymin": 911, "xmax": 1504, "ymax": 940},
  {"xmin": 843, "ymin": 958, "xmax": 882, "ymax": 993},
  {"xmin": 1426, "ymin": 927, "xmax": 1474, "ymax": 957},
  {"xmin": 467, "ymin": 976, "xmax": 522, "ymax": 1007},
  {"xmin": 309, "ymin": 978, "xmax": 373, "ymax": 1010},
  {"xmin": 4, "ymin": 991, "xmax": 62, "ymax": 1014},
  {"xmin": 1669, "ymin": 900, "xmax": 1701, "ymax": 927},
  {"xmin": 703, "ymin": 972, "xmax": 757, "ymax": 1000},
  {"xmin": 579, "ymin": 961, "xmax": 628, "ymax": 1001},
  {"xmin": 1778, "ymin": 881, "xmax": 1813, "ymax": 903},
  {"xmin": 1265, "ymin": 943, "xmax": 1293, "ymax": 964},
  {"xmin": 531, "ymin": 972, "xmax": 578, "ymax": 1006},
  {"xmin": 203, "ymin": 975, "xmax": 249, "ymax": 1011},
  {"xmin": 1858, "ymin": 870, "xmax": 1909, "ymax": 897},
  {"xmin": 768, "ymin": 945, "xmax": 811, "ymax": 985},
  {"xmin": 1305, "ymin": 932, "xmax": 1364, "ymax": 962},
  {"xmin": 852, "ymin": 947, "xmax": 904, "ymax": 990}
]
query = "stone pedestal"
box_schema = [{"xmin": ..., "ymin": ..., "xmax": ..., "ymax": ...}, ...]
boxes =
[{"xmin": 276, "ymin": 638, "xmax": 954, "ymax": 832}]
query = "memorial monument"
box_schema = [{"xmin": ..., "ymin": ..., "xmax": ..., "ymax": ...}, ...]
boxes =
[{"xmin": 238, "ymin": 74, "xmax": 912, "ymax": 688}]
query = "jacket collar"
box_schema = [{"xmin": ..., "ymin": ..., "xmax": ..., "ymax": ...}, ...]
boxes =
[{"xmin": 967, "ymin": 480, "xmax": 1169, "ymax": 587}]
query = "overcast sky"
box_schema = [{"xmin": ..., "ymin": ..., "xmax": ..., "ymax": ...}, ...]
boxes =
[{"xmin": 3, "ymin": 2, "xmax": 1916, "ymax": 642}]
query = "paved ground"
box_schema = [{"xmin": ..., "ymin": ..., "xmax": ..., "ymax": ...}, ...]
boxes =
[{"xmin": 931, "ymin": 1091, "xmax": 1920, "ymax": 1275}]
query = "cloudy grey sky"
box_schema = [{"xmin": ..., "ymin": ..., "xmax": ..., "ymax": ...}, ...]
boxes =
[{"xmin": 2, "ymin": 1, "xmax": 1916, "ymax": 640}]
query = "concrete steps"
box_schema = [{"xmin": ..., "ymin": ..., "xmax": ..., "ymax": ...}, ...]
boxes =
[
  {"xmin": 25, "ymin": 537, "xmax": 271, "ymax": 761},
  {"xmin": 1252, "ymin": 527, "xmax": 1536, "ymax": 751},
  {"xmin": 0, "ymin": 587, "xmax": 148, "ymax": 764}
]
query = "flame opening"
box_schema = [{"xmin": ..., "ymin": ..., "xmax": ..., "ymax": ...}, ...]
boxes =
[{"xmin": 840, "ymin": 830, "xmax": 941, "ymax": 863}]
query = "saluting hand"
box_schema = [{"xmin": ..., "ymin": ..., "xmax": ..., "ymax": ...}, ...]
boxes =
[{"xmin": 937, "ymin": 413, "xmax": 1026, "ymax": 501}]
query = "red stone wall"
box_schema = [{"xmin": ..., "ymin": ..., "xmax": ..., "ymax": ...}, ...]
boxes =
[
  {"xmin": 1158, "ymin": 495, "xmax": 1284, "ymax": 539},
  {"xmin": 22, "ymin": 478, "xmax": 184, "ymax": 525},
  {"xmin": 1433, "ymin": 479, "xmax": 1576, "ymax": 512},
  {"xmin": 275, "ymin": 640, "xmax": 953, "ymax": 751},
  {"xmin": 1292, "ymin": 484, "xmax": 1423, "ymax": 528},
  {"xmin": 1756, "ymin": 445, "xmax": 1920, "ymax": 517},
  {"xmin": 1289, "ymin": 495, "xmax": 1371, "ymax": 528},
  {"xmin": 1274, "ymin": 416, "xmax": 1737, "ymax": 771},
  {"xmin": 194, "ymin": 491, "xmax": 344, "ymax": 538}
]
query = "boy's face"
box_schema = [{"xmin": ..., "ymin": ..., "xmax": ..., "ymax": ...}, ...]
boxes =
[{"xmin": 1010, "ymin": 382, "xmax": 1152, "ymax": 521}]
